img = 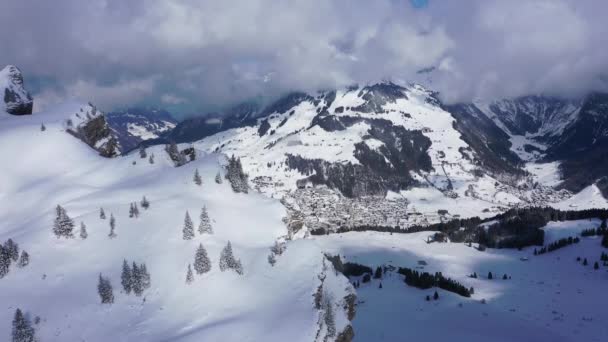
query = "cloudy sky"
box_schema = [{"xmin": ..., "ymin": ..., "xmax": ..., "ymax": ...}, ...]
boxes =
[{"xmin": 1, "ymin": 0, "xmax": 607, "ymax": 116}]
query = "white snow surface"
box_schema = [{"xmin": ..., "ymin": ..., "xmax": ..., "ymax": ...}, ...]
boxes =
[{"xmin": 0, "ymin": 105, "xmax": 351, "ymax": 341}]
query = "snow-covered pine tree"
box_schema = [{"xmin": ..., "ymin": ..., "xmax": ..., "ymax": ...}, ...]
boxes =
[
  {"xmin": 219, "ymin": 241, "xmax": 242, "ymax": 274},
  {"xmin": 139, "ymin": 145, "xmax": 147, "ymax": 159},
  {"xmin": 53, "ymin": 205, "xmax": 75, "ymax": 238},
  {"xmin": 198, "ymin": 206, "xmax": 213, "ymax": 234},
  {"xmin": 17, "ymin": 251, "xmax": 29, "ymax": 268},
  {"xmin": 100, "ymin": 207, "xmax": 106, "ymax": 219},
  {"xmin": 186, "ymin": 264, "xmax": 194, "ymax": 284},
  {"xmin": 225, "ymin": 155, "xmax": 248, "ymax": 193},
  {"xmin": 97, "ymin": 274, "xmax": 114, "ymax": 304},
  {"xmin": 141, "ymin": 263, "xmax": 151, "ymax": 290},
  {"xmin": 0, "ymin": 245, "xmax": 10, "ymax": 278},
  {"xmin": 141, "ymin": 196, "xmax": 150, "ymax": 210},
  {"xmin": 194, "ymin": 243, "xmax": 212, "ymax": 274},
  {"xmin": 108, "ymin": 214, "xmax": 117, "ymax": 238},
  {"xmin": 219, "ymin": 241, "xmax": 234, "ymax": 272},
  {"xmin": 121, "ymin": 259, "xmax": 132, "ymax": 294},
  {"xmin": 270, "ymin": 241, "xmax": 285, "ymax": 256},
  {"xmin": 12, "ymin": 308, "xmax": 35, "ymax": 342},
  {"xmin": 4, "ymin": 239, "xmax": 19, "ymax": 262},
  {"xmin": 133, "ymin": 202, "xmax": 140, "ymax": 218},
  {"xmin": 183, "ymin": 211, "xmax": 195, "ymax": 240},
  {"xmin": 148, "ymin": 153, "xmax": 155, "ymax": 164},
  {"xmin": 80, "ymin": 222, "xmax": 88, "ymax": 239},
  {"xmin": 132, "ymin": 262, "xmax": 143, "ymax": 296},
  {"xmin": 193, "ymin": 168, "xmax": 202, "ymax": 186},
  {"xmin": 234, "ymin": 259, "xmax": 244, "ymax": 275},
  {"xmin": 268, "ymin": 252, "xmax": 276, "ymax": 266},
  {"xmin": 215, "ymin": 171, "xmax": 223, "ymax": 184}
]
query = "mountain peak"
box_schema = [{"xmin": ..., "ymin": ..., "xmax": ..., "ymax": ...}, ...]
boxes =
[{"xmin": 1, "ymin": 64, "xmax": 33, "ymax": 115}]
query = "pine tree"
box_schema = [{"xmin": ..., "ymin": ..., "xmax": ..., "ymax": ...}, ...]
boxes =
[
  {"xmin": 194, "ymin": 243, "xmax": 212, "ymax": 274},
  {"xmin": 97, "ymin": 274, "xmax": 114, "ymax": 304},
  {"xmin": 148, "ymin": 153, "xmax": 155, "ymax": 164},
  {"xmin": 141, "ymin": 263, "xmax": 151, "ymax": 290},
  {"xmin": 583, "ymin": 258, "xmax": 588, "ymax": 266},
  {"xmin": 183, "ymin": 211, "xmax": 195, "ymax": 240},
  {"xmin": 270, "ymin": 241, "xmax": 284, "ymax": 255},
  {"xmin": 198, "ymin": 206, "xmax": 213, "ymax": 234},
  {"xmin": 502, "ymin": 274, "xmax": 508, "ymax": 280},
  {"xmin": 194, "ymin": 168, "xmax": 202, "ymax": 186},
  {"xmin": 225, "ymin": 155, "xmax": 248, "ymax": 193},
  {"xmin": 594, "ymin": 261, "xmax": 599, "ymax": 270},
  {"xmin": 4, "ymin": 239, "xmax": 19, "ymax": 262},
  {"xmin": 268, "ymin": 252, "xmax": 276, "ymax": 266},
  {"xmin": 141, "ymin": 196, "xmax": 150, "ymax": 210},
  {"xmin": 433, "ymin": 291, "xmax": 439, "ymax": 300},
  {"xmin": 215, "ymin": 171, "xmax": 223, "ymax": 184},
  {"xmin": 108, "ymin": 214, "xmax": 117, "ymax": 238},
  {"xmin": 12, "ymin": 308, "xmax": 35, "ymax": 342},
  {"xmin": 79, "ymin": 222, "xmax": 88, "ymax": 239},
  {"xmin": 186, "ymin": 264, "xmax": 194, "ymax": 284},
  {"xmin": 219, "ymin": 241, "xmax": 235, "ymax": 272},
  {"xmin": 121, "ymin": 259, "xmax": 132, "ymax": 294},
  {"xmin": 379, "ymin": 282, "xmax": 383, "ymax": 289},
  {"xmin": 0, "ymin": 245, "xmax": 10, "ymax": 278},
  {"xmin": 488, "ymin": 272, "xmax": 493, "ymax": 280},
  {"xmin": 17, "ymin": 251, "xmax": 29, "ymax": 268},
  {"xmin": 53, "ymin": 205, "xmax": 75, "ymax": 238},
  {"xmin": 373, "ymin": 266, "xmax": 382, "ymax": 279},
  {"xmin": 100, "ymin": 207, "xmax": 106, "ymax": 219},
  {"xmin": 139, "ymin": 145, "xmax": 147, "ymax": 159},
  {"xmin": 132, "ymin": 263, "xmax": 143, "ymax": 296}
]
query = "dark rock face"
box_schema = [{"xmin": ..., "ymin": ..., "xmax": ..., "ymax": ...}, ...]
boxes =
[
  {"xmin": 1, "ymin": 65, "xmax": 33, "ymax": 115},
  {"xmin": 352, "ymin": 83, "xmax": 408, "ymax": 113},
  {"xmin": 445, "ymin": 103, "xmax": 525, "ymax": 176},
  {"xmin": 288, "ymin": 116, "xmax": 432, "ymax": 197},
  {"xmin": 544, "ymin": 92, "xmax": 608, "ymax": 193},
  {"xmin": 67, "ymin": 115, "xmax": 120, "ymax": 158}
]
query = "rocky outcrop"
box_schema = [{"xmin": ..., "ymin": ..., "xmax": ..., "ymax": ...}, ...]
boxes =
[
  {"xmin": 1, "ymin": 65, "xmax": 33, "ymax": 115},
  {"xmin": 66, "ymin": 106, "xmax": 121, "ymax": 158}
]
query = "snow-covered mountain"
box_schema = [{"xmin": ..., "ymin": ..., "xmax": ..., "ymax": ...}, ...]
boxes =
[
  {"xmin": 1, "ymin": 65, "xmax": 33, "ymax": 115},
  {"xmin": 106, "ymin": 108, "xmax": 177, "ymax": 153},
  {"xmin": 3, "ymin": 65, "xmax": 608, "ymax": 342}
]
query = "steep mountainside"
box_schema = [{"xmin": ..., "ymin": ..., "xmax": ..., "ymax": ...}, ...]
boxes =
[
  {"xmin": 0, "ymin": 65, "xmax": 33, "ymax": 115},
  {"xmin": 106, "ymin": 108, "xmax": 177, "ymax": 153}
]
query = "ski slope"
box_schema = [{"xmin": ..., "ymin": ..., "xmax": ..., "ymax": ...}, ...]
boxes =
[{"xmin": 0, "ymin": 105, "xmax": 352, "ymax": 341}]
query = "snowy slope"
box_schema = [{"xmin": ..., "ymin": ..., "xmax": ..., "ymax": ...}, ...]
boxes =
[
  {"xmin": 0, "ymin": 106, "xmax": 353, "ymax": 341},
  {"xmin": 314, "ymin": 229, "xmax": 608, "ymax": 342}
]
